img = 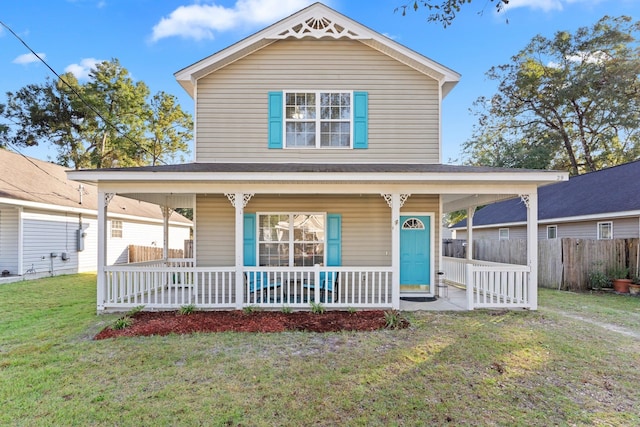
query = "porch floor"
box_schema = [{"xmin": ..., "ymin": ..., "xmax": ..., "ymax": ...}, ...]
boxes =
[{"xmin": 400, "ymin": 285, "xmax": 466, "ymax": 311}]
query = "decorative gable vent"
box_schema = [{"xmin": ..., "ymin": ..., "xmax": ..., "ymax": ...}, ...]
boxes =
[{"xmin": 270, "ymin": 16, "xmax": 366, "ymax": 40}]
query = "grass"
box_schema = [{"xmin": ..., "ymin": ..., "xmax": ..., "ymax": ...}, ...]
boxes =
[{"xmin": 1, "ymin": 275, "xmax": 639, "ymax": 426}]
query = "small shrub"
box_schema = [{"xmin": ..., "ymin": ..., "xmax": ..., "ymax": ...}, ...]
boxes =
[
  {"xmin": 588, "ymin": 269, "xmax": 609, "ymax": 290},
  {"xmin": 243, "ymin": 305, "xmax": 260, "ymax": 314},
  {"xmin": 179, "ymin": 304, "xmax": 196, "ymax": 315},
  {"xmin": 310, "ymin": 301, "xmax": 325, "ymax": 314},
  {"xmin": 384, "ymin": 310, "xmax": 403, "ymax": 329},
  {"xmin": 281, "ymin": 305, "xmax": 293, "ymax": 314},
  {"xmin": 112, "ymin": 316, "xmax": 133, "ymax": 330},
  {"xmin": 347, "ymin": 307, "xmax": 357, "ymax": 314},
  {"xmin": 127, "ymin": 305, "xmax": 145, "ymax": 316}
]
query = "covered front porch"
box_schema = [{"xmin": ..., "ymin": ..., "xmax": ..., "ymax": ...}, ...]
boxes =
[{"xmin": 68, "ymin": 163, "xmax": 567, "ymax": 313}]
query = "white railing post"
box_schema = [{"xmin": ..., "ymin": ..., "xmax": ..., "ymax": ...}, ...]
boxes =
[
  {"xmin": 314, "ymin": 264, "xmax": 321, "ymax": 303},
  {"xmin": 466, "ymin": 262, "xmax": 474, "ymax": 310}
]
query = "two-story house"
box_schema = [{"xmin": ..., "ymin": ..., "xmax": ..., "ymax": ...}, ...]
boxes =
[{"xmin": 69, "ymin": 2, "xmax": 567, "ymax": 313}]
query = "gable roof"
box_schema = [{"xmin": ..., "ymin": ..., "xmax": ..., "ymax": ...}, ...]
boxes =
[
  {"xmin": 0, "ymin": 149, "xmax": 191, "ymax": 225},
  {"xmin": 451, "ymin": 160, "xmax": 640, "ymax": 228},
  {"xmin": 174, "ymin": 2, "xmax": 460, "ymax": 98}
]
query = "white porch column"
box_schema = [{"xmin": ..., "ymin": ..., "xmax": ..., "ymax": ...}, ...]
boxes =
[
  {"xmin": 391, "ymin": 193, "xmax": 401, "ymax": 309},
  {"xmin": 234, "ymin": 192, "xmax": 244, "ymax": 310},
  {"xmin": 524, "ymin": 192, "xmax": 539, "ymax": 310},
  {"xmin": 466, "ymin": 206, "xmax": 476, "ymax": 310},
  {"xmin": 466, "ymin": 206, "xmax": 475, "ymax": 261},
  {"xmin": 96, "ymin": 192, "xmax": 113, "ymax": 312},
  {"xmin": 160, "ymin": 206, "xmax": 172, "ymax": 261}
]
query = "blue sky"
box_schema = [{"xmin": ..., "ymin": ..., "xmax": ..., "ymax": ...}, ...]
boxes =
[{"xmin": 1, "ymin": 0, "xmax": 637, "ymax": 164}]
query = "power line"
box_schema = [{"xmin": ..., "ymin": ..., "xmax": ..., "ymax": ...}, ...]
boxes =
[{"xmin": 0, "ymin": 20, "xmax": 168, "ymax": 167}]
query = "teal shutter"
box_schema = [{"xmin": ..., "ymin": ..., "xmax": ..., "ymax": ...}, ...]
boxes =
[
  {"xmin": 243, "ymin": 213, "xmax": 256, "ymax": 266},
  {"xmin": 326, "ymin": 214, "xmax": 342, "ymax": 266},
  {"xmin": 353, "ymin": 91, "xmax": 368, "ymax": 149},
  {"xmin": 268, "ymin": 92, "xmax": 283, "ymax": 149}
]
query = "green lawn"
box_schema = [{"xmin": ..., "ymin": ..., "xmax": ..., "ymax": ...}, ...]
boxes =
[{"xmin": 1, "ymin": 275, "xmax": 639, "ymax": 426}]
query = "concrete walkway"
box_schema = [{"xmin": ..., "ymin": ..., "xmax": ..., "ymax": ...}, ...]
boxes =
[{"xmin": 400, "ymin": 285, "xmax": 467, "ymax": 311}]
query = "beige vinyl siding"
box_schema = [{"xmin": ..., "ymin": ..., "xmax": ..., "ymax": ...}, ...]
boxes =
[
  {"xmin": 196, "ymin": 194, "xmax": 392, "ymax": 267},
  {"xmin": 195, "ymin": 194, "xmax": 441, "ymax": 270},
  {"xmin": 196, "ymin": 39, "xmax": 440, "ymax": 163},
  {"xmin": 196, "ymin": 194, "xmax": 236, "ymax": 266}
]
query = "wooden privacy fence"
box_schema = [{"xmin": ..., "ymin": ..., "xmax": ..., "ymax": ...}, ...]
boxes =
[
  {"xmin": 443, "ymin": 238, "xmax": 640, "ymax": 291},
  {"xmin": 128, "ymin": 245, "xmax": 184, "ymax": 263}
]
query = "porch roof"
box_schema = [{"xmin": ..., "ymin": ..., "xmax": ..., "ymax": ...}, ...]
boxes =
[
  {"xmin": 67, "ymin": 163, "xmax": 568, "ymax": 213},
  {"xmin": 68, "ymin": 161, "xmax": 565, "ymax": 177}
]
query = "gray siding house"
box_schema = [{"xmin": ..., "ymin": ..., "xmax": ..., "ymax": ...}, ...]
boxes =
[{"xmin": 451, "ymin": 160, "xmax": 640, "ymax": 241}]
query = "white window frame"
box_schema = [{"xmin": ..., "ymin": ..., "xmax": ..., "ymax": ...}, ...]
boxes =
[
  {"xmin": 257, "ymin": 212, "xmax": 326, "ymax": 267},
  {"xmin": 547, "ymin": 225, "xmax": 558, "ymax": 240},
  {"xmin": 597, "ymin": 221, "xmax": 613, "ymax": 240},
  {"xmin": 110, "ymin": 220, "xmax": 123, "ymax": 239},
  {"xmin": 499, "ymin": 228, "xmax": 509, "ymax": 240},
  {"xmin": 283, "ymin": 90, "xmax": 353, "ymax": 149}
]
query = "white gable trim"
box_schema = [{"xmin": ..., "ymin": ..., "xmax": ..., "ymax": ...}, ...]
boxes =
[{"xmin": 174, "ymin": 2, "xmax": 460, "ymax": 97}]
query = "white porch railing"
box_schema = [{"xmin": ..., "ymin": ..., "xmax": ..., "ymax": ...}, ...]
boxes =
[
  {"xmin": 442, "ymin": 257, "xmax": 532, "ymax": 310},
  {"xmin": 244, "ymin": 266, "xmax": 393, "ymax": 309},
  {"xmin": 101, "ymin": 263, "xmax": 393, "ymax": 311}
]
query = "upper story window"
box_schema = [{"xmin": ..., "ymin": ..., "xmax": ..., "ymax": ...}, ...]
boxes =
[
  {"xmin": 597, "ymin": 222, "xmax": 612, "ymax": 240},
  {"xmin": 111, "ymin": 220, "xmax": 123, "ymax": 238},
  {"xmin": 268, "ymin": 91, "xmax": 368, "ymax": 150},
  {"xmin": 285, "ymin": 92, "xmax": 351, "ymax": 148}
]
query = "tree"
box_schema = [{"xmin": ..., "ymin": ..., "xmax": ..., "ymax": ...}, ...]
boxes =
[
  {"xmin": 396, "ymin": 0, "xmax": 508, "ymax": 27},
  {"xmin": 463, "ymin": 16, "xmax": 640, "ymax": 175},
  {"xmin": 0, "ymin": 59, "xmax": 192, "ymax": 169}
]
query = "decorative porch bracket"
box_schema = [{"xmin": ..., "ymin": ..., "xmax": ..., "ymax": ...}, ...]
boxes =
[
  {"xmin": 380, "ymin": 193, "xmax": 410, "ymax": 209},
  {"xmin": 105, "ymin": 192, "xmax": 115, "ymax": 206},
  {"xmin": 225, "ymin": 193, "xmax": 254, "ymax": 208},
  {"xmin": 519, "ymin": 194, "xmax": 530, "ymax": 208}
]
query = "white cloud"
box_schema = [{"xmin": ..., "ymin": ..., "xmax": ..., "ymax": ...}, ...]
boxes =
[
  {"xmin": 12, "ymin": 52, "xmax": 45, "ymax": 65},
  {"xmin": 64, "ymin": 57, "xmax": 102, "ymax": 80},
  {"xmin": 150, "ymin": 0, "xmax": 315, "ymax": 42}
]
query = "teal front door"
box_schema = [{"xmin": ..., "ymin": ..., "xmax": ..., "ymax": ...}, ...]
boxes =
[{"xmin": 400, "ymin": 215, "xmax": 431, "ymax": 292}]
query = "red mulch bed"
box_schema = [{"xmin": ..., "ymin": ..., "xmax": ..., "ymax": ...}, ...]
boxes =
[{"xmin": 95, "ymin": 310, "xmax": 408, "ymax": 340}]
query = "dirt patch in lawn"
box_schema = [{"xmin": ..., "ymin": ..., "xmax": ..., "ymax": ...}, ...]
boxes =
[{"xmin": 95, "ymin": 310, "xmax": 408, "ymax": 340}]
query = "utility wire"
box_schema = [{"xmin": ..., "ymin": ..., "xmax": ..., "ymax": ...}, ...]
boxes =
[{"xmin": 0, "ymin": 20, "xmax": 168, "ymax": 166}]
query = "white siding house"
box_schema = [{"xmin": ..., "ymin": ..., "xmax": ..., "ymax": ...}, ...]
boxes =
[{"xmin": 0, "ymin": 150, "xmax": 192, "ymax": 283}]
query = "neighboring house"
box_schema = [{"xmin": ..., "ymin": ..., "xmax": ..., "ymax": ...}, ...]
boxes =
[
  {"xmin": 450, "ymin": 160, "xmax": 640, "ymax": 241},
  {"xmin": 69, "ymin": 3, "xmax": 567, "ymax": 312},
  {"xmin": 0, "ymin": 149, "xmax": 192, "ymax": 283}
]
